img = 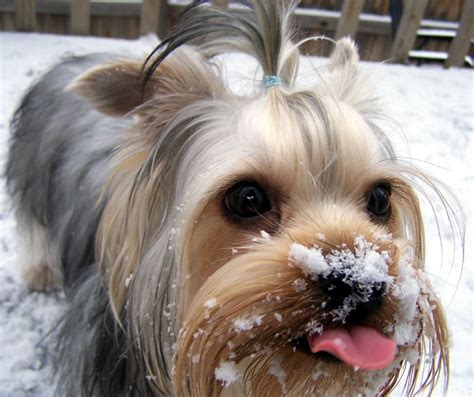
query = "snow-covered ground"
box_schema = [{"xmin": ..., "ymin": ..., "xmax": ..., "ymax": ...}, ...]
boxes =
[{"xmin": 0, "ymin": 32, "xmax": 472, "ymax": 396}]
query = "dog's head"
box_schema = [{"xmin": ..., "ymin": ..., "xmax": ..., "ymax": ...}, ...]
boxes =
[{"xmin": 70, "ymin": 1, "xmax": 457, "ymax": 395}]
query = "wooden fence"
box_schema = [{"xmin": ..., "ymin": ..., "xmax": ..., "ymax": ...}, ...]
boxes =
[{"xmin": 1, "ymin": 0, "xmax": 473, "ymax": 67}]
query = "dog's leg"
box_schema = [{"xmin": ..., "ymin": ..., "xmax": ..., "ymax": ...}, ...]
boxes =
[{"xmin": 17, "ymin": 213, "xmax": 63, "ymax": 291}]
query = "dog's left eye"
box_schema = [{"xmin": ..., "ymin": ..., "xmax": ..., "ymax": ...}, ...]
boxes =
[
  {"xmin": 367, "ymin": 183, "xmax": 391, "ymax": 219},
  {"xmin": 224, "ymin": 183, "xmax": 271, "ymax": 219}
]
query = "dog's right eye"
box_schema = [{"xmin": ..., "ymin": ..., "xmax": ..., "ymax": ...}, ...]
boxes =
[
  {"xmin": 367, "ymin": 183, "xmax": 391, "ymax": 219},
  {"xmin": 224, "ymin": 183, "xmax": 271, "ymax": 219}
]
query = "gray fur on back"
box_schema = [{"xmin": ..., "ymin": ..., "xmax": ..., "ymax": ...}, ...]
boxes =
[
  {"xmin": 5, "ymin": 54, "xmax": 135, "ymax": 396},
  {"xmin": 6, "ymin": 54, "xmax": 131, "ymax": 286}
]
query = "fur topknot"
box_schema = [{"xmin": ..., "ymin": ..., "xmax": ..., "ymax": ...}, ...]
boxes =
[{"xmin": 143, "ymin": 0, "xmax": 300, "ymax": 90}]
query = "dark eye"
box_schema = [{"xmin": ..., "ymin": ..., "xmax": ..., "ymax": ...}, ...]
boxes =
[
  {"xmin": 224, "ymin": 183, "xmax": 271, "ymax": 219},
  {"xmin": 367, "ymin": 183, "xmax": 391, "ymax": 218}
]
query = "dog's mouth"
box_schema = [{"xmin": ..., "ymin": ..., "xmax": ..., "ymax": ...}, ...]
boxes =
[{"xmin": 295, "ymin": 325, "xmax": 397, "ymax": 370}]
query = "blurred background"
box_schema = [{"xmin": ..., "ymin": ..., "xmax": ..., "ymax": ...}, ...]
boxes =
[{"xmin": 0, "ymin": 0, "xmax": 472, "ymax": 67}]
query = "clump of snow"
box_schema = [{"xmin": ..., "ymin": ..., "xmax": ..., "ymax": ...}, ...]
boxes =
[
  {"xmin": 273, "ymin": 312, "xmax": 283, "ymax": 322},
  {"xmin": 191, "ymin": 355, "xmax": 200, "ymax": 364},
  {"xmin": 214, "ymin": 361, "xmax": 240, "ymax": 387},
  {"xmin": 305, "ymin": 319, "xmax": 324, "ymax": 336},
  {"xmin": 290, "ymin": 236, "xmax": 393, "ymax": 322},
  {"xmin": 316, "ymin": 233, "xmax": 326, "ymax": 241},
  {"xmin": 391, "ymin": 254, "xmax": 421, "ymax": 345},
  {"xmin": 288, "ymin": 244, "xmax": 329, "ymax": 277},
  {"xmin": 289, "ymin": 236, "xmax": 391, "ymax": 285},
  {"xmin": 193, "ymin": 328, "xmax": 205, "ymax": 339},
  {"xmin": 124, "ymin": 273, "xmax": 134, "ymax": 288},
  {"xmin": 268, "ymin": 356, "xmax": 288, "ymax": 393},
  {"xmin": 232, "ymin": 315, "xmax": 264, "ymax": 334},
  {"xmin": 204, "ymin": 298, "xmax": 217, "ymax": 309},
  {"xmin": 311, "ymin": 362, "xmax": 329, "ymax": 381},
  {"xmin": 292, "ymin": 278, "xmax": 308, "ymax": 292}
]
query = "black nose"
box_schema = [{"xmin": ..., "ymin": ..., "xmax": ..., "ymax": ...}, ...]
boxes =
[{"xmin": 318, "ymin": 267, "xmax": 387, "ymax": 318}]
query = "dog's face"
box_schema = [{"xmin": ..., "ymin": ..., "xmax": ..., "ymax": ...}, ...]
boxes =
[{"xmin": 70, "ymin": 4, "xmax": 449, "ymax": 396}]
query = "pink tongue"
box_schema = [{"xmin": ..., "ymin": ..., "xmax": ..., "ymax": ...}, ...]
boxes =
[{"xmin": 307, "ymin": 325, "xmax": 396, "ymax": 370}]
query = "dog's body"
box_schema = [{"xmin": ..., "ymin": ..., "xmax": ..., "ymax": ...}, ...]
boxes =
[
  {"xmin": 7, "ymin": 54, "xmax": 126, "ymax": 290},
  {"xmin": 6, "ymin": 1, "xmax": 459, "ymax": 396}
]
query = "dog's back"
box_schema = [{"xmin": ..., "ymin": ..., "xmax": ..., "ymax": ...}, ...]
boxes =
[{"xmin": 5, "ymin": 54, "xmax": 130, "ymax": 289}]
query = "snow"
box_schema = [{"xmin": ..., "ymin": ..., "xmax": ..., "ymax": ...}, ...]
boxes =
[
  {"xmin": 391, "ymin": 254, "xmax": 421, "ymax": 345},
  {"xmin": 232, "ymin": 314, "xmax": 264, "ymax": 334},
  {"xmin": 204, "ymin": 297, "xmax": 218, "ymax": 309},
  {"xmin": 288, "ymin": 243, "xmax": 329, "ymax": 277},
  {"xmin": 290, "ymin": 237, "xmax": 393, "ymax": 322},
  {"xmin": 273, "ymin": 312, "xmax": 283, "ymax": 322},
  {"xmin": 214, "ymin": 360, "xmax": 240, "ymax": 387},
  {"xmin": 0, "ymin": 31, "xmax": 472, "ymax": 396},
  {"xmin": 292, "ymin": 277, "xmax": 308, "ymax": 292},
  {"xmin": 268, "ymin": 355, "xmax": 288, "ymax": 393},
  {"xmin": 124, "ymin": 272, "xmax": 134, "ymax": 288}
]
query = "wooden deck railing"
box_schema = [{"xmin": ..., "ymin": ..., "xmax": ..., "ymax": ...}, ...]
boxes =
[{"xmin": 2, "ymin": 0, "xmax": 473, "ymax": 67}]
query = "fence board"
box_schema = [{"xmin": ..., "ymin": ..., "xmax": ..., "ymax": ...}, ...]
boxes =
[
  {"xmin": 141, "ymin": 0, "xmax": 168, "ymax": 38},
  {"xmin": 335, "ymin": 0, "xmax": 365, "ymax": 40},
  {"xmin": 14, "ymin": 0, "xmax": 35, "ymax": 31},
  {"xmin": 390, "ymin": 0, "xmax": 429, "ymax": 62},
  {"xmin": 445, "ymin": 0, "xmax": 474, "ymax": 68},
  {"xmin": 71, "ymin": 0, "xmax": 90, "ymax": 35}
]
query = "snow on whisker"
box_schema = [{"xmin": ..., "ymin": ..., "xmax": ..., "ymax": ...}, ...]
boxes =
[{"xmin": 232, "ymin": 314, "xmax": 264, "ymax": 334}]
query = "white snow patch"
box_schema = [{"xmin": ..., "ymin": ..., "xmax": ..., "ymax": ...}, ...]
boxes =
[
  {"xmin": 268, "ymin": 356, "xmax": 288, "ymax": 393},
  {"xmin": 233, "ymin": 315, "xmax": 264, "ymax": 334},
  {"xmin": 204, "ymin": 298, "xmax": 217, "ymax": 309},
  {"xmin": 292, "ymin": 278, "xmax": 308, "ymax": 292},
  {"xmin": 317, "ymin": 233, "xmax": 326, "ymax": 241},
  {"xmin": 214, "ymin": 361, "xmax": 240, "ymax": 387},
  {"xmin": 305, "ymin": 319, "xmax": 324, "ymax": 336},
  {"xmin": 124, "ymin": 273, "xmax": 134, "ymax": 288},
  {"xmin": 289, "ymin": 244, "xmax": 329, "ymax": 277},
  {"xmin": 290, "ymin": 237, "xmax": 393, "ymax": 322},
  {"xmin": 391, "ymin": 254, "xmax": 421, "ymax": 345},
  {"xmin": 273, "ymin": 312, "xmax": 283, "ymax": 322}
]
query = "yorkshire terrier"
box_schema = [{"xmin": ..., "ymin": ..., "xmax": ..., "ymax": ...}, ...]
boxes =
[{"xmin": 6, "ymin": 1, "xmax": 458, "ymax": 396}]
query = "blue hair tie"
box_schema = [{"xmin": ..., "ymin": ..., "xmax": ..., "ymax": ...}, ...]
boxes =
[{"xmin": 263, "ymin": 75, "xmax": 281, "ymax": 88}]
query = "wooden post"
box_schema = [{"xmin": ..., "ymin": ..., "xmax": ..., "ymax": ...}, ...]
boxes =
[
  {"xmin": 71, "ymin": 0, "xmax": 90, "ymax": 35},
  {"xmin": 335, "ymin": 0, "xmax": 365, "ymax": 40},
  {"xmin": 141, "ymin": 0, "xmax": 169, "ymax": 38},
  {"xmin": 15, "ymin": 0, "xmax": 35, "ymax": 31},
  {"xmin": 390, "ymin": 0, "xmax": 428, "ymax": 62},
  {"xmin": 212, "ymin": 0, "xmax": 230, "ymax": 9},
  {"xmin": 445, "ymin": 0, "xmax": 474, "ymax": 68}
]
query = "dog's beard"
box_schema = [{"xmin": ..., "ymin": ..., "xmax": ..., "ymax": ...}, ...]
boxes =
[{"xmin": 172, "ymin": 213, "xmax": 447, "ymax": 396}]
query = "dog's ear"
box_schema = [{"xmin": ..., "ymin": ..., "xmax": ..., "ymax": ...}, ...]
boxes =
[
  {"xmin": 68, "ymin": 47, "xmax": 219, "ymax": 117},
  {"xmin": 325, "ymin": 38, "xmax": 376, "ymax": 111},
  {"xmin": 328, "ymin": 37, "xmax": 359, "ymax": 70}
]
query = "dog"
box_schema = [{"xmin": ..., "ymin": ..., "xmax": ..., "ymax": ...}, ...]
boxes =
[{"xmin": 5, "ymin": 1, "xmax": 459, "ymax": 396}]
